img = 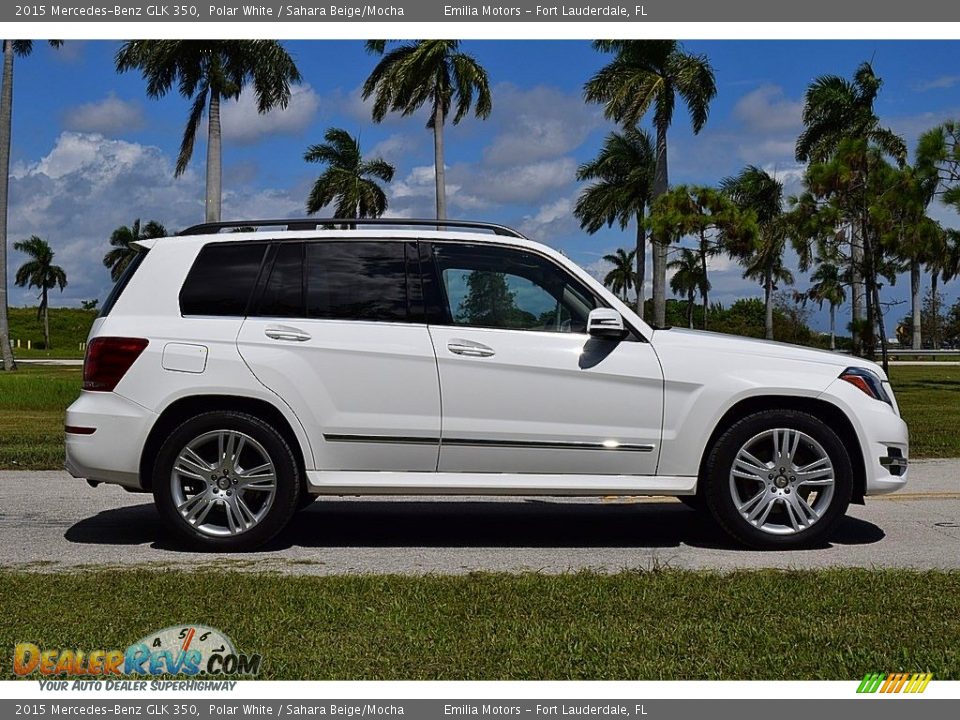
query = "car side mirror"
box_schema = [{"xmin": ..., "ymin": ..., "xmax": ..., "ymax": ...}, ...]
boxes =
[{"xmin": 587, "ymin": 308, "xmax": 627, "ymax": 340}]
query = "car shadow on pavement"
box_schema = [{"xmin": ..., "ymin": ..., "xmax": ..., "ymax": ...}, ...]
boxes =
[{"xmin": 64, "ymin": 499, "xmax": 885, "ymax": 553}]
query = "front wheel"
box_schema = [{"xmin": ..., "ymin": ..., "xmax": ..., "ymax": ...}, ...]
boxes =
[
  {"xmin": 704, "ymin": 410, "xmax": 852, "ymax": 549},
  {"xmin": 152, "ymin": 411, "xmax": 300, "ymax": 551}
]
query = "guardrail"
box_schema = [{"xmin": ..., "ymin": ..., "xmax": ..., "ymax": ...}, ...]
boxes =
[{"xmin": 884, "ymin": 349, "xmax": 960, "ymax": 358}]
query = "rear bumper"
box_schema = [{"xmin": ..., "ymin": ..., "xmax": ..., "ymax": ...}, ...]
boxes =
[{"xmin": 64, "ymin": 391, "xmax": 156, "ymax": 490}]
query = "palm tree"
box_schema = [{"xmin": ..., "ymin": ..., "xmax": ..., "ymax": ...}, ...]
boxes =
[
  {"xmin": 104, "ymin": 219, "xmax": 167, "ymax": 282},
  {"xmin": 795, "ymin": 62, "xmax": 906, "ymax": 165},
  {"xmin": 575, "ymin": 127, "xmax": 655, "ymax": 318},
  {"xmin": 304, "ymin": 128, "xmax": 395, "ymax": 219},
  {"xmin": 721, "ymin": 166, "xmax": 790, "ymax": 340},
  {"xmin": 116, "ymin": 41, "xmax": 301, "ymax": 222},
  {"xmin": 601, "ymin": 248, "xmax": 637, "ymax": 302},
  {"xmin": 878, "ymin": 165, "xmax": 942, "ymax": 350},
  {"xmin": 362, "ymin": 40, "xmax": 492, "ymax": 220},
  {"xmin": 1, "ymin": 40, "xmax": 62, "ymax": 371},
  {"xmin": 649, "ymin": 185, "xmax": 748, "ymax": 330},
  {"xmin": 13, "ymin": 236, "xmax": 67, "ymax": 351},
  {"xmin": 807, "ymin": 261, "xmax": 847, "ymax": 351},
  {"xmin": 926, "ymin": 230, "xmax": 960, "ymax": 349},
  {"xmin": 795, "ymin": 61, "xmax": 906, "ymax": 356},
  {"xmin": 667, "ymin": 248, "xmax": 705, "ymax": 329},
  {"xmin": 585, "ymin": 40, "xmax": 716, "ymax": 328}
]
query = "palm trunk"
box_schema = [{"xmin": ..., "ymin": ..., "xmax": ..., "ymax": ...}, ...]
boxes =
[
  {"xmin": 0, "ymin": 41, "xmax": 16, "ymax": 371},
  {"xmin": 651, "ymin": 123, "xmax": 669, "ymax": 328},
  {"xmin": 42, "ymin": 289, "xmax": 49, "ymax": 350},
  {"xmin": 635, "ymin": 210, "xmax": 646, "ymax": 320},
  {"xmin": 433, "ymin": 102, "xmax": 446, "ymax": 221},
  {"xmin": 850, "ymin": 225, "xmax": 864, "ymax": 354},
  {"xmin": 687, "ymin": 289, "xmax": 694, "ymax": 329},
  {"xmin": 911, "ymin": 259, "xmax": 922, "ymax": 350},
  {"xmin": 205, "ymin": 90, "xmax": 222, "ymax": 222},
  {"xmin": 829, "ymin": 304, "xmax": 836, "ymax": 351},
  {"xmin": 698, "ymin": 231, "xmax": 709, "ymax": 330},
  {"xmin": 871, "ymin": 273, "xmax": 888, "ymax": 373},
  {"xmin": 859, "ymin": 197, "xmax": 876, "ymax": 360},
  {"xmin": 932, "ymin": 272, "xmax": 941, "ymax": 350},
  {"xmin": 764, "ymin": 260, "xmax": 774, "ymax": 341}
]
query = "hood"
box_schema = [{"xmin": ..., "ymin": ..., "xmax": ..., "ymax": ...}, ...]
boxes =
[{"xmin": 650, "ymin": 327, "xmax": 887, "ymax": 379}]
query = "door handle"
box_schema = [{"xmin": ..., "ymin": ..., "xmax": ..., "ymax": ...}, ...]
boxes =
[
  {"xmin": 447, "ymin": 339, "xmax": 495, "ymax": 357},
  {"xmin": 264, "ymin": 325, "xmax": 311, "ymax": 342}
]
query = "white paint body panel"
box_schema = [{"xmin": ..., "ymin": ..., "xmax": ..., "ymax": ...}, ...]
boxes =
[
  {"xmin": 428, "ymin": 325, "xmax": 662, "ymax": 474},
  {"xmin": 237, "ymin": 317, "xmax": 441, "ymax": 472},
  {"xmin": 65, "ymin": 228, "xmax": 909, "ymax": 500}
]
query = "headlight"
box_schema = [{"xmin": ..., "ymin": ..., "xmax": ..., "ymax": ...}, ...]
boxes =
[{"xmin": 839, "ymin": 367, "xmax": 893, "ymax": 406}]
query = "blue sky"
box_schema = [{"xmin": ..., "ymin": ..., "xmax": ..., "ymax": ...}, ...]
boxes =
[{"xmin": 6, "ymin": 40, "xmax": 960, "ymax": 331}]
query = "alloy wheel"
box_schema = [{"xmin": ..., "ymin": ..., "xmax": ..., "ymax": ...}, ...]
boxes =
[
  {"xmin": 169, "ymin": 430, "xmax": 278, "ymax": 537},
  {"xmin": 728, "ymin": 428, "xmax": 835, "ymax": 536}
]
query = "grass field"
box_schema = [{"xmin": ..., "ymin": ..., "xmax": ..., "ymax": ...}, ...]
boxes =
[
  {"xmin": 887, "ymin": 365, "xmax": 960, "ymax": 458},
  {"xmin": 0, "ymin": 366, "xmax": 83, "ymax": 469},
  {"xmin": 7, "ymin": 307, "xmax": 97, "ymax": 359},
  {"xmin": 1, "ymin": 568, "xmax": 956, "ymax": 680},
  {"xmin": 0, "ymin": 364, "xmax": 957, "ymax": 470}
]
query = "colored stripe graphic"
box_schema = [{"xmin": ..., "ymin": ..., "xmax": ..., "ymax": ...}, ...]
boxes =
[{"xmin": 858, "ymin": 672, "xmax": 932, "ymax": 693}]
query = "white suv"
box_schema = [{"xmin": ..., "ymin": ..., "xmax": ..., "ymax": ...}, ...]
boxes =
[{"xmin": 65, "ymin": 218, "xmax": 909, "ymax": 551}]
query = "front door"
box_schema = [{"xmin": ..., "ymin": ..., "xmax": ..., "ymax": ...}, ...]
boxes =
[{"xmin": 424, "ymin": 242, "xmax": 663, "ymax": 475}]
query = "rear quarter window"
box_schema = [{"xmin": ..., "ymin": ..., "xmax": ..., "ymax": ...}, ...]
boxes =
[
  {"xmin": 99, "ymin": 249, "xmax": 148, "ymax": 317},
  {"xmin": 179, "ymin": 242, "xmax": 268, "ymax": 316}
]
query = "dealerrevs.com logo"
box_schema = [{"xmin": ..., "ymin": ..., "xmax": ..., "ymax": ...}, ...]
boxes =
[{"xmin": 14, "ymin": 625, "xmax": 261, "ymax": 677}]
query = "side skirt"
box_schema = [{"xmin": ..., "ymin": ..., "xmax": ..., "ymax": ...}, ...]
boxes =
[{"xmin": 304, "ymin": 471, "xmax": 697, "ymax": 496}]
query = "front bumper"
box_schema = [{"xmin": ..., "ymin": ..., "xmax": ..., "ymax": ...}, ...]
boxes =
[
  {"xmin": 821, "ymin": 378, "xmax": 909, "ymax": 496},
  {"xmin": 64, "ymin": 391, "xmax": 157, "ymax": 490}
]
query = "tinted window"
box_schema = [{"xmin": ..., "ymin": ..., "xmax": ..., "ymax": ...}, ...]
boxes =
[
  {"xmin": 431, "ymin": 244, "xmax": 597, "ymax": 333},
  {"xmin": 100, "ymin": 249, "xmax": 148, "ymax": 317},
  {"xmin": 180, "ymin": 242, "xmax": 267, "ymax": 316},
  {"xmin": 306, "ymin": 242, "xmax": 407, "ymax": 322},
  {"xmin": 257, "ymin": 242, "xmax": 304, "ymax": 317}
]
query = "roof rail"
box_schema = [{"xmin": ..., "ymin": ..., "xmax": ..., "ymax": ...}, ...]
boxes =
[{"xmin": 178, "ymin": 217, "xmax": 527, "ymax": 239}]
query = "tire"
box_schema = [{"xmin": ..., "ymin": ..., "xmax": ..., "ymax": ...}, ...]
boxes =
[
  {"xmin": 152, "ymin": 411, "xmax": 300, "ymax": 551},
  {"xmin": 703, "ymin": 409, "xmax": 852, "ymax": 549}
]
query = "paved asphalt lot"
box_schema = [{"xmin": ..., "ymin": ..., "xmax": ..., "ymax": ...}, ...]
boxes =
[{"xmin": 1, "ymin": 462, "xmax": 957, "ymax": 574}]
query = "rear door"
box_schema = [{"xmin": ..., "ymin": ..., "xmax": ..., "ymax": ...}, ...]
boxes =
[
  {"xmin": 424, "ymin": 241, "xmax": 664, "ymax": 476},
  {"xmin": 237, "ymin": 239, "xmax": 441, "ymax": 472}
]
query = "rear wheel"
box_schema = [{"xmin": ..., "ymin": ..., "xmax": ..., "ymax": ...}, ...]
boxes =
[
  {"xmin": 152, "ymin": 411, "xmax": 299, "ymax": 551},
  {"xmin": 704, "ymin": 409, "xmax": 852, "ymax": 549}
]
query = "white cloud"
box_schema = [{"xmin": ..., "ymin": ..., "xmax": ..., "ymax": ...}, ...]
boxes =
[
  {"xmin": 456, "ymin": 157, "xmax": 578, "ymax": 206},
  {"xmin": 518, "ymin": 196, "xmax": 579, "ymax": 241},
  {"xmin": 481, "ymin": 83, "xmax": 603, "ymax": 167},
  {"xmin": 368, "ymin": 133, "xmax": 420, "ymax": 164},
  {"xmin": 5, "ymin": 132, "xmax": 303, "ymax": 307},
  {"xmin": 219, "ymin": 83, "xmax": 319, "ymax": 144},
  {"xmin": 732, "ymin": 84, "xmax": 803, "ymax": 134},
  {"xmin": 916, "ymin": 75, "xmax": 960, "ymax": 92},
  {"xmin": 62, "ymin": 94, "xmax": 144, "ymax": 134}
]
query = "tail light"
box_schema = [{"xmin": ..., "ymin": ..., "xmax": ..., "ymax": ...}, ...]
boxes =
[{"xmin": 83, "ymin": 337, "xmax": 149, "ymax": 391}]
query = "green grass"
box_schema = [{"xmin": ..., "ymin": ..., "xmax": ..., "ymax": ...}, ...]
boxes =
[
  {"xmin": 0, "ymin": 366, "xmax": 81, "ymax": 469},
  {"xmin": 1, "ymin": 568, "xmax": 957, "ymax": 680},
  {"xmin": 888, "ymin": 365, "xmax": 960, "ymax": 458},
  {"xmin": 7, "ymin": 307, "xmax": 96, "ymax": 359},
  {"xmin": 0, "ymin": 365, "xmax": 957, "ymax": 470}
]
